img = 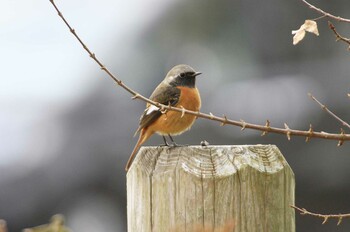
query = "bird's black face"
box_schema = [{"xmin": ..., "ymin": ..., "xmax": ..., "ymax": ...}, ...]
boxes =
[
  {"xmin": 165, "ymin": 65, "xmax": 202, "ymax": 88},
  {"xmin": 170, "ymin": 71, "xmax": 201, "ymax": 88}
]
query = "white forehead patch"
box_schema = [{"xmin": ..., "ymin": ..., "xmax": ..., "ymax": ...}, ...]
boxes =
[
  {"xmin": 165, "ymin": 75, "xmax": 176, "ymax": 85},
  {"xmin": 146, "ymin": 105, "xmax": 159, "ymax": 115}
]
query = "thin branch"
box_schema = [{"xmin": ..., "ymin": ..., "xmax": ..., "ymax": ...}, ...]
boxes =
[
  {"xmin": 328, "ymin": 21, "xmax": 350, "ymax": 49},
  {"xmin": 300, "ymin": 1, "xmax": 350, "ymax": 49},
  {"xmin": 49, "ymin": 0, "xmax": 350, "ymax": 143},
  {"xmin": 49, "ymin": 0, "xmax": 133, "ymax": 95},
  {"xmin": 291, "ymin": 205, "xmax": 350, "ymax": 225},
  {"xmin": 309, "ymin": 93, "xmax": 350, "ymax": 130},
  {"xmin": 310, "ymin": 15, "xmax": 326, "ymax": 22},
  {"xmin": 301, "ymin": 0, "xmax": 350, "ymax": 23}
]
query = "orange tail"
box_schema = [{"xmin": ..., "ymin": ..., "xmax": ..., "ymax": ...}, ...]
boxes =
[{"xmin": 125, "ymin": 128, "xmax": 153, "ymax": 171}]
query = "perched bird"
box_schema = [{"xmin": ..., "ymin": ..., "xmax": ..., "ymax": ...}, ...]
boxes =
[{"xmin": 125, "ymin": 64, "xmax": 202, "ymax": 171}]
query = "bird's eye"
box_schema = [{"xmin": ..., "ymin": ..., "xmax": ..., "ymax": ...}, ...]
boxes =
[{"xmin": 179, "ymin": 73, "xmax": 185, "ymax": 78}]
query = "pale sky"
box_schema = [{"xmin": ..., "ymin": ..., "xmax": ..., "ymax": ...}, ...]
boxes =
[
  {"xmin": 0, "ymin": 0, "xmax": 173, "ymax": 102},
  {"xmin": 0, "ymin": 0, "xmax": 175, "ymax": 167}
]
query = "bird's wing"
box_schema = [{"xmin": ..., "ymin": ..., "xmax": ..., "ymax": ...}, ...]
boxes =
[{"xmin": 134, "ymin": 84, "xmax": 180, "ymax": 135}]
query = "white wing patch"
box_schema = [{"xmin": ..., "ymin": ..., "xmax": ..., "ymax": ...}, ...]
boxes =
[{"xmin": 145, "ymin": 105, "xmax": 159, "ymax": 115}]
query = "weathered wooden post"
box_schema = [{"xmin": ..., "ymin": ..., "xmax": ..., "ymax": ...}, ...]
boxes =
[{"xmin": 127, "ymin": 145, "xmax": 295, "ymax": 232}]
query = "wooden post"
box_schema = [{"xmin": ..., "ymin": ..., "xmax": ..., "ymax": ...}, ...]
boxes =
[{"xmin": 127, "ymin": 145, "xmax": 295, "ymax": 232}]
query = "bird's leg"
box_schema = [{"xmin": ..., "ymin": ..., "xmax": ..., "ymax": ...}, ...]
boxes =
[
  {"xmin": 168, "ymin": 134, "xmax": 184, "ymax": 147},
  {"xmin": 161, "ymin": 136, "xmax": 170, "ymax": 146}
]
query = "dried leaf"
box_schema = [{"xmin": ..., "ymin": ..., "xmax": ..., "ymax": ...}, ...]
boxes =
[
  {"xmin": 292, "ymin": 28, "xmax": 306, "ymax": 45},
  {"xmin": 292, "ymin": 20, "xmax": 319, "ymax": 45},
  {"xmin": 304, "ymin": 20, "xmax": 319, "ymax": 35}
]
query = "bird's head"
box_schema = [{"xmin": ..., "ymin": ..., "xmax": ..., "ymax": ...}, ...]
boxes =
[{"xmin": 164, "ymin": 64, "xmax": 201, "ymax": 88}]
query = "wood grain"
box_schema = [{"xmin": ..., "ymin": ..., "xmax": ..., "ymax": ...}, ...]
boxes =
[{"xmin": 127, "ymin": 145, "xmax": 295, "ymax": 232}]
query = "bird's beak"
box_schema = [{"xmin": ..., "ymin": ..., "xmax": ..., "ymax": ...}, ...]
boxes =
[{"xmin": 193, "ymin": 72, "xmax": 202, "ymax": 77}]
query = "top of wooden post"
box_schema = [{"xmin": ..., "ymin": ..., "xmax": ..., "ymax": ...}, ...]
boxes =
[
  {"xmin": 127, "ymin": 144, "xmax": 292, "ymax": 178},
  {"xmin": 127, "ymin": 145, "xmax": 295, "ymax": 232}
]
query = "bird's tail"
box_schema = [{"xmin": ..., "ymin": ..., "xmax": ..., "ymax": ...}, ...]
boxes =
[
  {"xmin": 125, "ymin": 129, "xmax": 152, "ymax": 171},
  {"xmin": 133, "ymin": 126, "xmax": 141, "ymax": 137}
]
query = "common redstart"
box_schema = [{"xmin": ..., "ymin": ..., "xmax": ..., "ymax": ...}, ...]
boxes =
[{"xmin": 125, "ymin": 64, "xmax": 202, "ymax": 171}]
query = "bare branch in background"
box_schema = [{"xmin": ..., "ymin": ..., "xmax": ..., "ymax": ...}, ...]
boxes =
[
  {"xmin": 291, "ymin": 1, "xmax": 350, "ymax": 226},
  {"xmin": 291, "ymin": 205, "xmax": 350, "ymax": 225},
  {"xmin": 301, "ymin": 0, "xmax": 350, "ymax": 23},
  {"xmin": 309, "ymin": 93, "xmax": 350, "ymax": 130},
  {"xmin": 299, "ymin": 0, "xmax": 350, "ymax": 49},
  {"xmin": 328, "ymin": 21, "xmax": 350, "ymax": 49}
]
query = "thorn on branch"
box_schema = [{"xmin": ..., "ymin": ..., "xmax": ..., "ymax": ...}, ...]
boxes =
[
  {"xmin": 322, "ymin": 216, "xmax": 329, "ymax": 224},
  {"xmin": 261, "ymin": 120, "xmax": 271, "ymax": 136},
  {"xmin": 337, "ymin": 216, "xmax": 343, "ymax": 226},
  {"xmin": 338, "ymin": 128, "xmax": 345, "ymax": 146},
  {"xmin": 70, "ymin": 28, "xmax": 75, "ymax": 34},
  {"xmin": 284, "ymin": 123, "xmax": 291, "ymax": 140},
  {"xmin": 306, "ymin": 124, "xmax": 313, "ymax": 142},
  {"xmin": 195, "ymin": 114, "xmax": 199, "ymax": 120},
  {"xmin": 300, "ymin": 208, "xmax": 307, "ymax": 215},
  {"xmin": 240, "ymin": 119, "xmax": 247, "ymax": 131},
  {"xmin": 131, "ymin": 94, "xmax": 140, "ymax": 100},
  {"xmin": 90, "ymin": 53, "xmax": 96, "ymax": 59},
  {"xmin": 209, "ymin": 112, "xmax": 214, "ymax": 119},
  {"xmin": 180, "ymin": 106, "xmax": 185, "ymax": 118},
  {"xmin": 220, "ymin": 115, "xmax": 228, "ymax": 126},
  {"xmin": 159, "ymin": 104, "xmax": 167, "ymax": 114}
]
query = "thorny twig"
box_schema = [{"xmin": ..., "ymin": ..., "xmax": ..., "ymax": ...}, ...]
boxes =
[
  {"xmin": 308, "ymin": 93, "xmax": 350, "ymax": 130},
  {"xmin": 49, "ymin": 0, "xmax": 350, "ymax": 144},
  {"xmin": 301, "ymin": 0, "xmax": 350, "ymax": 48},
  {"xmin": 301, "ymin": 0, "xmax": 350, "ymax": 23},
  {"xmin": 294, "ymin": 1, "xmax": 350, "ymax": 226},
  {"xmin": 291, "ymin": 205, "xmax": 350, "ymax": 225},
  {"xmin": 328, "ymin": 21, "xmax": 350, "ymax": 49}
]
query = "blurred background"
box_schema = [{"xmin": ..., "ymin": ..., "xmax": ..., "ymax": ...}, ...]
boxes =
[{"xmin": 1, "ymin": 0, "xmax": 350, "ymax": 231}]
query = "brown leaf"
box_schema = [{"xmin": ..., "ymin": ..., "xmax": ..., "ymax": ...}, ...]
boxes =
[
  {"xmin": 292, "ymin": 20, "xmax": 319, "ymax": 45},
  {"xmin": 303, "ymin": 20, "xmax": 319, "ymax": 35}
]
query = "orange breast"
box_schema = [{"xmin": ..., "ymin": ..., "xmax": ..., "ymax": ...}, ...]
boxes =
[{"xmin": 148, "ymin": 87, "xmax": 201, "ymax": 136}]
